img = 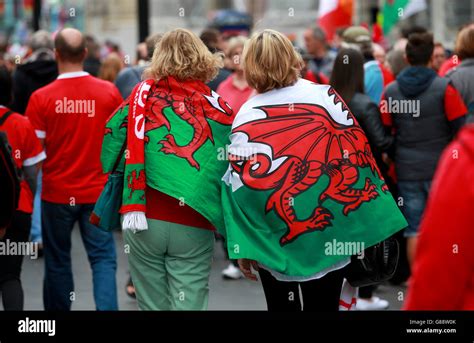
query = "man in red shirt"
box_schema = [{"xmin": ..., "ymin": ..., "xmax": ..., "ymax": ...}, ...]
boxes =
[
  {"xmin": 0, "ymin": 65, "xmax": 45, "ymax": 310},
  {"xmin": 26, "ymin": 28, "xmax": 123, "ymax": 310}
]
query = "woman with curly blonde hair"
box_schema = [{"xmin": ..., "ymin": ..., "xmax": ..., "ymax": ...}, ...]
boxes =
[{"xmin": 100, "ymin": 28, "xmax": 234, "ymax": 310}]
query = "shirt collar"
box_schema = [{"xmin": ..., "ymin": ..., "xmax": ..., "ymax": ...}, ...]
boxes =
[{"xmin": 57, "ymin": 71, "xmax": 89, "ymax": 80}]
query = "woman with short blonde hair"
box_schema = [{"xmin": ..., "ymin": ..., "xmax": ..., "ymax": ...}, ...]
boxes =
[
  {"xmin": 222, "ymin": 29, "xmax": 406, "ymax": 311},
  {"xmin": 102, "ymin": 28, "xmax": 234, "ymax": 310},
  {"xmin": 146, "ymin": 28, "xmax": 222, "ymax": 82},
  {"xmin": 243, "ymin": 29, "xmax": 303, "ymax": 93}
]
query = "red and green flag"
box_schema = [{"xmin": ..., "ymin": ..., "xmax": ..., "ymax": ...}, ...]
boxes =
[
  {"xmin": 220, "ymin": 80, "xmax": 407, "ymax": 277},
  {"xmin": 381, "ymin": 0, "xmax": 427, "ymax": 35},
  {"xmin": 101, "ymin": 76, "xmax": 235, "ymax": 230}
]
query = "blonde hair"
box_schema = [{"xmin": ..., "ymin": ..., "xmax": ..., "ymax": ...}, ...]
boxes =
[
  {"xmin": 243, "ymin": 29, "xmax": 303, "ymax": 93},
  {"xmin": 455, "ymin": 25, "xmax": 474, "ymax": 59},
  {"xmin": 226, "ymin": 35, "xmax": 247, "ymax": 58},
  {"xmin": 146, "ymin": 28, "xmax": 222, "ymax": 82}
]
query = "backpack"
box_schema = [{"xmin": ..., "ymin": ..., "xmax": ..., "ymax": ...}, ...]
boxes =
[{"xmin": 0, "ymin": 111, "xmax": 21, "ymax": 228}]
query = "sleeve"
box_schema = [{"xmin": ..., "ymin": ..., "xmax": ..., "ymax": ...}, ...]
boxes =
[
  {"xmin": 20, "ymin": 118, "xmax": 46, "ymax": 167},
  {"xmin": 379, "ymin": 93, "xmax": 393, "ymax": 127},
  {"xmin": 24, "ymin": 92, "xmax": 46, "ymax": 139},
  {"xmin": 361, "ymin": 102, "xmax": 393, "ymax": 152},
  {"xmin": 444, "ymin": 84, "xmax": 467, "ymax": 121},
  {"xmin": 364, "ymin": 65, "xmax": 384, "ymax": 104},
  {"xmin": 404, "ymin": 141, "xmax": 474, "ymax": 310}
]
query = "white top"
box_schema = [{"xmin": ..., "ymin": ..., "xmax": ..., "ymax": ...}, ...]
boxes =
[{"xmin": 57, "ymin": 71, "xmax": 89, "ymax": 80}]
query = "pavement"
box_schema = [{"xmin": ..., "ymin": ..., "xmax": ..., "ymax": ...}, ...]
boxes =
[{"xmin": 17, "ymin": 228, "xmax": 406, "ymax": 311}]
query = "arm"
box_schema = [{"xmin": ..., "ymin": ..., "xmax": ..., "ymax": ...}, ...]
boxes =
[
  {"xmin": 361, "ymin": 102, "xmax": 394, "ymax": 152},
  {"xmin": 444, "ymin": 84, "xmax": 468, "ymax": 134}
]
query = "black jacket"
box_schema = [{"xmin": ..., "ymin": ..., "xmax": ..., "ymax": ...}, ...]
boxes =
[
  {"xmin": 12, "ymin": 60, "xmax": 58, "ymax": 114},
  {"xmin": 349, "ymin": 92, "xmax": 393, "ymax": 153},
  {"xmin": 349, "ymin": 92, "xmax": 393, "ymax": 181}
]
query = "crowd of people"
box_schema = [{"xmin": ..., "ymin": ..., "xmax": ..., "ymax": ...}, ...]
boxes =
[{"xmin": 0, "ymin": 19, "xmax": 473, "ymax": 311}]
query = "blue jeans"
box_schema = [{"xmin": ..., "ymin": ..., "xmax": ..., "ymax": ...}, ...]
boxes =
[
  {"xmin": 30, "ymin": 171, "xmax": 42, "ymax": 243},
  {"xmin": 41, "ymin": 201, "xmax": 118, "ymax": 310},
  {"xmin": 397, "ymin": 180, "xmax": 432, "ymax": 238}
]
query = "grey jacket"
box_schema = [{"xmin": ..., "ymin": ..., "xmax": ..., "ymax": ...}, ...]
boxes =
[{"xmin": 447, "ymin": 58, "xmax": 474, "ymax": 111}]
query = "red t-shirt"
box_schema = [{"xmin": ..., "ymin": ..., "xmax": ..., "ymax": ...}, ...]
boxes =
[
  {"xmin": 26, "ymin": 72, "xmax": 123, "ymax": 204},
  {"xmin": 0, "ymin": 107, "xmax": 45, "ymax": 213},
  {"xmin": 404, "ymin": 126, "xmax": 474, "ymax": 310},
  {"xmin": 146, "ymin": 187, "xmax": 214, "ymax": 231},
  {"xmin": 216, "ymin": 74, "xmax": 253, "ymax": 113}
]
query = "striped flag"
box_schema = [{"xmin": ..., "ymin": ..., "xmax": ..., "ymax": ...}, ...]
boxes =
[
  {"xmin": 318, "ymin": 0, "xmax": 353, "ymax": 41},
  {"xmin": 382, "ymin": 0, "xmax": 427, "ymax": 34}
]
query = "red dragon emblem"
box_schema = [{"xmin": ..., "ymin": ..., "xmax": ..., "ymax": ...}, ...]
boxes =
[
  {"xmin": 127, "ymin": 170, "xmax": 146, "ymax": 200},
  {"xmin": 144, "ymin": 77, "xmax": 233, "ymax": 170},
  {"xmin": 230, "ymin": 89, "xmax": 388, "ymax": 246}
]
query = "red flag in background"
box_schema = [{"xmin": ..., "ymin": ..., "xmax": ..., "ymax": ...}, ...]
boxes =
[{"xmin": 318, "ymin": 0, "xmax": 353, "ymax": 41}]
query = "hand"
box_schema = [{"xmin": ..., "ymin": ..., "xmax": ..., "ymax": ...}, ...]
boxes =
[
  {"xmin": 0, "ymin": 227, "xmax": 6, "ymax": 240},
  {"xmin": 238, "ymin": 258, "xmax": 259, "ymax": 281}
]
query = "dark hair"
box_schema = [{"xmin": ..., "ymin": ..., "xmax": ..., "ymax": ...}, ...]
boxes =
[
  {"xmin": 200, "ymin": 28, "xmax": 221, "ymax": 53},
  {"xmin": 55, "ymin": 30, "xmax": 86, "ymax": 63},
  {"xmin": 330, "ymin": 48, "xmax": 365, "ymax": 103},
  {"xmin": 0, "ymin": 66, "xmax": 12, "ymax": 106},
  {"xmin": 145, "ymin": 33, "xmax": 162, "ymax": 60},
  {"xmin": 406, "ymin": 32, "xmax": 434, "ymax": 66},
  {"xmin": 401, "ymin": 25, "xmax": 428, "ymax": 39}
]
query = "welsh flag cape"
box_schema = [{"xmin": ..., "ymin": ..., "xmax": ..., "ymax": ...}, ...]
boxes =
[
  {"xmin": 221, "ymin": 79, "xmax": 407, "ymax": 277},
  {"xmin": 101, "ymin": 76, "xmax": 234, "ymax": 230}
]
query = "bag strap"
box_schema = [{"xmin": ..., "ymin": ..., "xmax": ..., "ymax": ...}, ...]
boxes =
[
  {"xmin": 112, "ymin": 141, "xmax": 127, "ymax": 173},
  {"xmin": 0, "ymin": 110, "xmax": 14, "ymax": 126}
]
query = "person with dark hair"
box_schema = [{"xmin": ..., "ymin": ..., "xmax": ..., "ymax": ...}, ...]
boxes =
[
  {"xmin": 83, "ymin": 35, "xmax": 101, "ymax": 77},
  {"xmin": 447, "ymin": 24, "xmax": 474, "ymax": 111},
  {"xmin": 0, "ymin": 65, "xmax": 45, "ymax": 310},
  {"xmin": 330, "ymin": 48, "xmax": 393, "ymax": 311},
  {"xmin": 200, "ymin": 28, "xmax": 232, "ymax": 91},
  {"xmin": 115, "ymin": 33, "xmax": 162, "ymax": 99},
  {"xmin": 431, "ymin": 43, "xmax": 447, "ymax": 73},
  {"xmin": 11, "ymin": 30, "xmax": 58, "ymax": 115},
  {"xmin": 25, "ymin": 28, "xmax": 122, "ymax": 311},
  {"xmin": 303, "ymin": 25, "xmax": 336, "ymax": 79},
  {"xmin": 341, "ymin": 26, "xmax": 392, "ymax": 104},
  {"xmin": 381, "ymin": 32, "xmax": 468, "ymax": 268}
]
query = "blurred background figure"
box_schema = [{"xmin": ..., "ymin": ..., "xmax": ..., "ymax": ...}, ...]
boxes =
[
  {"xmin": 216, "ymin": 36, "xmax": 252, "ymax": 114},
  {"xmin": 84, "ymin": 35, "xmax": 101, "ymax": 77},
  {"xmin": 446, "ymin": 24, "xmax": 474, "ymax": 112},
  {"xmin": 115, "ymin": 33, "xmax": 162, "ymax": 100},
  {"xmin": 431, "ymin": 42, "xmax": 447, "ymax": 73},
  {"xmin": 303, "ymin": 25, "xmax": 336, "ymax": 79},
  {"xmin": 200, "ymin": 28, "xmax": 231, "ymax": 91},
  {"xmin": 373, "ymin": 43, "xmax": 387, "ymax": 65},
  {"xmin": 98, "ymin": 53, "xmax": 123, "ymax": 83},
  {"xmin": 12, "ymin": 30, "xmax": 57, "ymax": 115}
]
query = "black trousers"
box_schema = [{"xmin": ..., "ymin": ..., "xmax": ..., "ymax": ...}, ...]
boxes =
[
  {"xmin": 259, "ymin": 267, "xmax": 344, "ymax": 311},
  {"xmin": 0, "ymin": 211, "xmax": 31, "ymax": 311}
]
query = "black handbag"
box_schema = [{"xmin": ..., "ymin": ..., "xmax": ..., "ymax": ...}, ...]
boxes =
[{"xmin": 344, "ymin": 237, "xmax": 400, "ymax": 288}]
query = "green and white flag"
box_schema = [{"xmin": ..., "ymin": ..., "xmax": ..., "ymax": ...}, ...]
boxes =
[
  {"xmin": 221, "ymin": 79, "xmax": 407, "ymax": 277},
  {"xmin": 382, "ymin": 0, "xmax": 427, "ymax": 35}
]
